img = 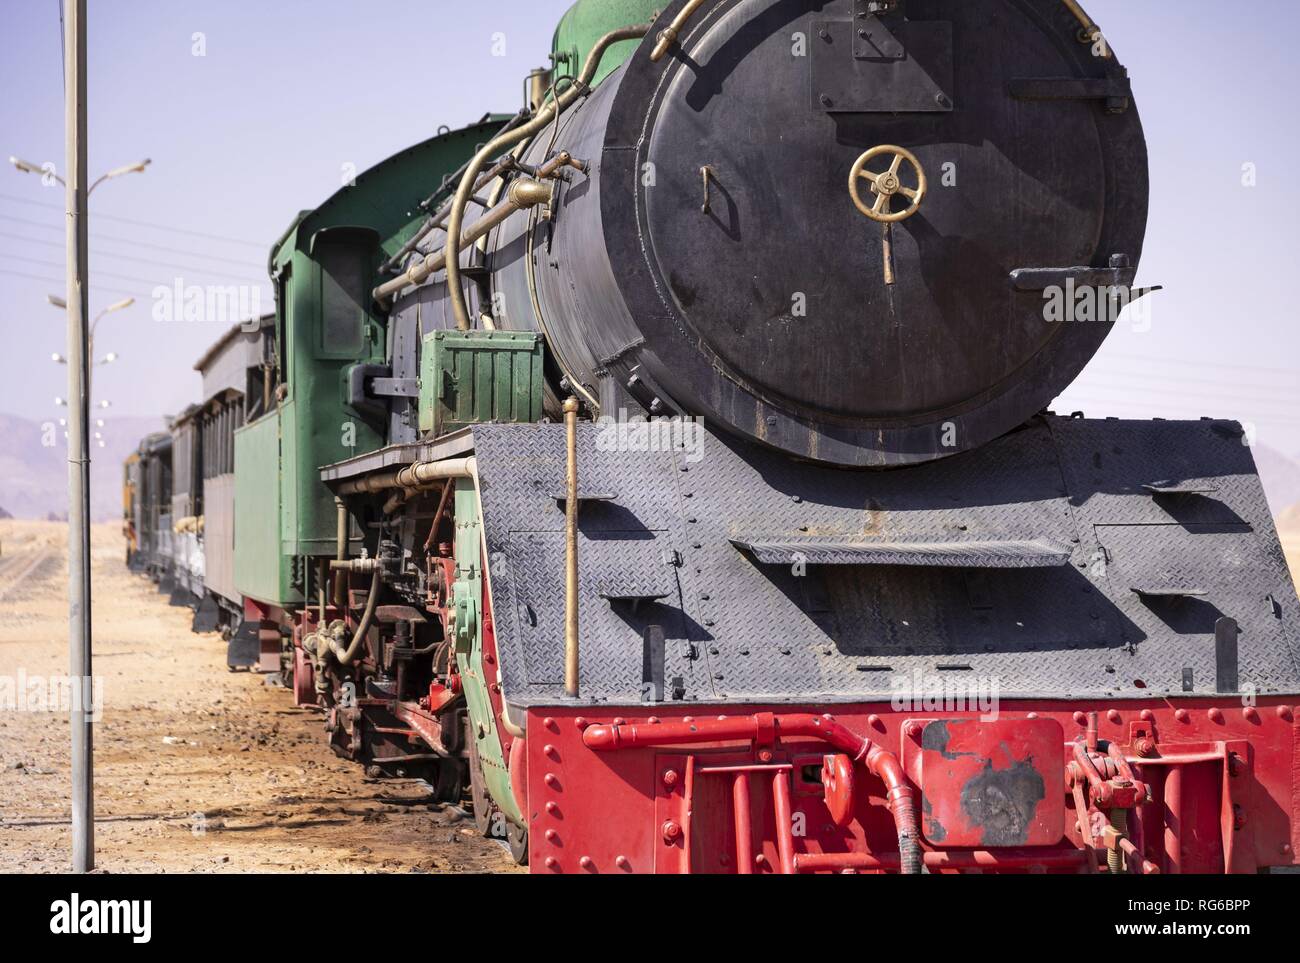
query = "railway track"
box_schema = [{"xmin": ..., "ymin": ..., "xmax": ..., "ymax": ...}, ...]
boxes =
[{"xmin": 0, "ymin": 547, "xmax": 58, "ymax": 604}]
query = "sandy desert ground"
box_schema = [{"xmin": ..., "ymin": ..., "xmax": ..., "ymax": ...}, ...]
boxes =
[{"xmin": 0, "ymin": 519, "xmax": 518, "ymax": 873}]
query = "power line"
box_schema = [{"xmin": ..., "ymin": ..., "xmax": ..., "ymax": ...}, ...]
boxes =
[
  {"xmin": 0, "ymin": 192, "xmax": 268, "ymax": 248},
  {"xmin": 0, "ymin": 233, "xmax": 267, "ymax": 282},
  {"xmin": 1, "ymin": 252, "xmax": 270, "ymax": 290},
  {"xmin": 0, "ymin": 268, "xmax": 137, "ymax": 298},
  {"xmin": 0, "ymin": 216, "xmax": 267, "ymax": 269}
]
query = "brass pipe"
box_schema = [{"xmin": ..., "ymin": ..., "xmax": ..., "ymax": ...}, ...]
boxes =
[
  {"xmin": 444, "ymin": 23, "xmax": 652, "ymax": 331},
  {"xmin": 328, "ymin": 567, "xmax": 382, "ymax": 666},
  {"xmin": 1062, "ymin": 0, "xmax": 1098, "ymax": 32},
  {"xmin": 651, "ymin": 0, "xmax": 706, "ymax": 62},
  {"xmin": 527, "ymin": 67, "xmax": 552, "ymax": 111},
  {"xmin": 334, "ymin": 457, "xmax": 476, "ymax": 496},
  {"xmin": 563, "ymin": 397, "xmax": 580, "ymax": 697},
  {"xmin": 317, "ymin": 557, "xmax": 328, "ymax": 626},
  {"xmin": 373, "ymin": 179, "xmax": 554, "ymax": 302},
  {"xmin": 1061, "ymin": 0, "xmax": 1109, "ymax": 54},
  {"xmin": 333, "ymin": 496, "xmax": 347, "ymax": 608},
  {"xmin": 379, "ymin": 155, "xmax": 520, "ymax": 276}
]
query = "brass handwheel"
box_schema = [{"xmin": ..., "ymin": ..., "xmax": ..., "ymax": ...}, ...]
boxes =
[{"xmin": 849, "ymin": 145, "xmax": 927, "ymax": 223}]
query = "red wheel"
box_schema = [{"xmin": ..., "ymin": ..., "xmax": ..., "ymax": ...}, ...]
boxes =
[{"xmin": 293, "ymin": 643, "xmax": 316, "ymax": 708}]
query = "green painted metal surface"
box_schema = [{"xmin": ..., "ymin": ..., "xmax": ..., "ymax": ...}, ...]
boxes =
[
  {"xmin": 233, "ymin": 411, "xmax": 299, "ymax": 605},
  {"xmin": 418, "ymin": 330, "xmax": 544, "ymax": 435},
  {"xmin": 453, "ymin": 480, "xmax": 523, "ymax": 828},
  {"xmin": 236, "ymin": 119, "xmax": 509, "ymax": 602},
  {"xmin": 551, "ymin": 0, "xmax": 661, "ymax": 87}
]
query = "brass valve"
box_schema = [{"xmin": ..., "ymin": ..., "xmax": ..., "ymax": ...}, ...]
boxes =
[{"xmin": 849, "ymin": 145, "xmax": 927, "ymax": 223}]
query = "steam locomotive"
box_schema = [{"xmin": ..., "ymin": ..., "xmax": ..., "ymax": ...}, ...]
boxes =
[{"xmin": 126, "ymin": 0, "xmax": 1300, "ymax": 873}]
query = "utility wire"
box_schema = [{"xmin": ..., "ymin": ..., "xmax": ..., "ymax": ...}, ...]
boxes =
[
  {"xmin": 0, "ymin": 234, "xmax": 267, "ymax": 280},
  {"xmin": 0, "ymin": 216, "xmax": 266, "ymax": 269},
  {"xmin": 0, "ymin": 192, "xmax": 267, "ymax": 249},
  {"xmin": 2, "ymin": 252, "xmax": 269, "ymax": 290}
]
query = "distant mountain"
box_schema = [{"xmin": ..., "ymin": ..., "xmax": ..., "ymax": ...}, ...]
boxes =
[{"xmin": 0, "ymin": 412, "xmax": 165, "ymax": 523}]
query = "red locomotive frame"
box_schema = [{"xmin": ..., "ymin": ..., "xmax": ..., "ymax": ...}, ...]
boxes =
[{"xmin": 519, "ymin": 700, "xmax": 1298, "ymax": 874}]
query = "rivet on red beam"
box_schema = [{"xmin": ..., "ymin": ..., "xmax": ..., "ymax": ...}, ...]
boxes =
[
  {"xmin": 580, "ymin": 856, "xmax": 595, "ymax": 871},
  {"xmin": 1140, "ymin": 709, "xmax": 1155, "ymax": 721},
  {"xmin": 1207, "ymin": 707, "xmax": 1224, "ymax": 724},
  {"xmin": 1073, "ymin": 711, "xmax": 1087, "ymax": 726},
  {"xmin": 1175, "ymin": 708, "xmax": 1190, "ymax": 723},
  {"xmin": 867, "ymin": 714, "xmax": 884, "ymax": 731},
  {"xmin": 1107, "ymin": 709, "xmax": 1122, "ymax": 724},
  {"xmin": 544, "ymin": 743, "xmax": 559, "ymax": 759},
  {"xmin": 544, "ymin": 772, "xmax": 560, "ymax": 788},
  {"xmin": 1277, "ymin": 705, "xmax": 1294, "ymax": 721},
  {"xmin": 1242, "ymin": 706, "xmax": 1260, "ymax": 723},
  {"xmin": 616, "ymin": 855, "xmax": 631, "ymax": 870}
]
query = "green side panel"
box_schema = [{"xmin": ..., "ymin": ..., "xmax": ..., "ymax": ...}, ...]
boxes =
[
  {"xmin": 419, "ymin": 330, "xmax": 544, "ymax": 435},
  {"xmin": 453, "ymin": 480, "xmax": 523, "ymax": 827},
  {"xmin": 278, "ymin": 398, "xmax": 298, "ymax": 556},
  {"xmin": 266, "ymin": 120, "xmax": 507, "ymax": 559},
  {"xmin": 233, "ymin": 412, "xmax": 299, "ymax": 606},
  {"xmin": 551, "ymin": 0, "xmax": 661, "ymax": 86}
]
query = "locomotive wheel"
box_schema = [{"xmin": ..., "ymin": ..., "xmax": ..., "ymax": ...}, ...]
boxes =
[
  {"xmin": 432, "ymin": 758, "xmax": 466, "ymax": 804},
  {"xmin": 466, "ymin": 733, "xmax": 493, "ymax": 836},
  {"xmin": 506, "ymin": 820, "xmax": 528, "ymax": 866}
]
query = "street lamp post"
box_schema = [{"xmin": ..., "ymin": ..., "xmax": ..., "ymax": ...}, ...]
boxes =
[
  {"xmin": 9, "ymin": 155, "xmax": 150, "ymax": 195},
  {"xmin": 9, "ymin": 1, "xmax": 150, "ymax": 873},
  {"xmin": 49, "ymin": 294, "xmax": 131, "ymax": 394}
]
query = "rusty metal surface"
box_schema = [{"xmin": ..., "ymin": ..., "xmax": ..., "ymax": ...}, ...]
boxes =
[
  {"xmin": 910, "ymin": 718, "xmax": 1064, "ymax": 847},
  {"xmin": 470, "ymin": 417, "xmax": 1300, "ymax": 707}
]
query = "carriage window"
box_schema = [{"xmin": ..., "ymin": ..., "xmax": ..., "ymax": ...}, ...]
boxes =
[{"xmin": 317, "ymin": 237, "xmax": 366, "ymax": 355}]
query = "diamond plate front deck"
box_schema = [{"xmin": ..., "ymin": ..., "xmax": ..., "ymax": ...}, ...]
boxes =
[{"xmin": 467, "ymin": 417, "xmax": 1300, "ymax": 707}]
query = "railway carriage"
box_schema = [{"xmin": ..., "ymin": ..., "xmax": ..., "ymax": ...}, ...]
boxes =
[
  {"xmin": 126, "ymin": 431, "xmax": 173, "ymax": 588},
  {"xmin": 167, "ymin": 403, "xmax": 204, "ymax": 608},
  {"xmin": 190, "ymin": 316, "xmax": 272, "ymax": 637},
  {"xmin": 128, "ymin": 0, "xmax": 1300, "ymax": 874}
]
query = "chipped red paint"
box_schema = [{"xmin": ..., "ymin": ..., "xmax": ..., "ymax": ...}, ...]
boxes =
[
  {"xmin": 908, "ymin": 717, "xmax": 1063, "ymax": 848},
  {"xmin": 521, "ymin": 700, "xmax": 1300, "ymax": 874}
]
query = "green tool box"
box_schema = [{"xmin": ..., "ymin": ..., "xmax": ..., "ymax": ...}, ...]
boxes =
[{"xmin": 418, "ymin": 329, "xmax": 544, "ymax": 435}]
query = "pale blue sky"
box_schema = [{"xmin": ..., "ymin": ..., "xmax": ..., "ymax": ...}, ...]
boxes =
[{"xmin": 1, "ymin": 0, "xmax": 1297, "ymax": 456}]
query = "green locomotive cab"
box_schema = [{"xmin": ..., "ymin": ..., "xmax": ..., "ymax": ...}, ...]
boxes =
[{"xmin": 232, "ymin": 117, "xmax": 511, "ymax": 618}]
